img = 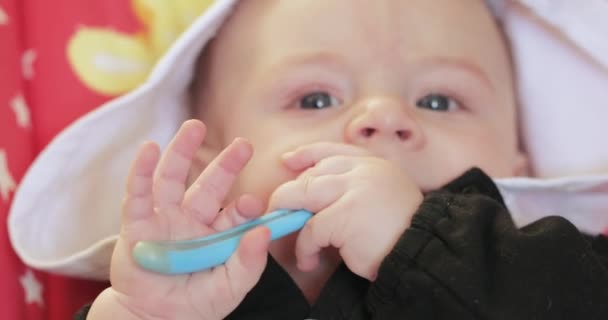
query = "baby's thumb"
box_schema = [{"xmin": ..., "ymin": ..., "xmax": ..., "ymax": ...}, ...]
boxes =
[{"xmin": 223, "ymin": 226, "xmax": 271, "ymax": 300}]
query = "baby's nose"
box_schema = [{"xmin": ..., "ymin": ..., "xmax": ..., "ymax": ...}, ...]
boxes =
[
  {"xmin": 358, "ymin": 125, "xmax": 411, "ymax": 141},
  {"xmin": 346, "ymin": 98, "xmax": 424, "ymax": 149}
]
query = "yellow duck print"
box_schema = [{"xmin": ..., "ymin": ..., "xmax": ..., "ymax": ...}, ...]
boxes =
[{"xmin": 68, "ymin": 0, "xmax": 214, "ymax": 96}]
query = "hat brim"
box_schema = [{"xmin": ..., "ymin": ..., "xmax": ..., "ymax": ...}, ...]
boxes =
[{"xmin": 8, "ymin": 0, "xmax": 238, "ymax": 279}]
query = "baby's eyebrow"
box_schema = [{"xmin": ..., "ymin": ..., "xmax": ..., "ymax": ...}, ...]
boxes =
[
  {"xmin": 415, "ymin": 56, "xmax": 495, "ymax": 91},
  {"xmin": 267, "ymin": 51, "xmax": 349, "ymax": 76},
  {"xmin": 262, "ymin": 52, "xmax": 494, "ymax": 92}
]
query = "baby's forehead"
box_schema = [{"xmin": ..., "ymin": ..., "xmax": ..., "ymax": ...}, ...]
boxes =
[{"xmin": 193, "ymin": 0, "xmax": 510, "ymax": 94}]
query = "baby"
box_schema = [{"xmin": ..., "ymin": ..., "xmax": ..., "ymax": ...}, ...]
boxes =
[{"xmin": 83, "ymin": 0, "xmax": 608, "ymax": 319}]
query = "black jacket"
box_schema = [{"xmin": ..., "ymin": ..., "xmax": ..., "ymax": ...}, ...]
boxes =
[{"xmin": 76, "ymin": 168, "xmax": 608, "ymax": 319}]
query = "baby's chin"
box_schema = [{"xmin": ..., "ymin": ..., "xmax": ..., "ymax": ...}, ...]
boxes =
[
  {"xmin": 414, "ymin": 165, "xmax": 494, "ymax": 194},
  {"xmin": 415, "ymin": 176, "xmax": 452, "ymax": 194}
]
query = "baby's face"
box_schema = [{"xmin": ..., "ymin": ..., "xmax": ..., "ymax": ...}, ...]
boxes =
[{"xmin": 193, "ymin": 0, "xmax": 525, "ymax": 205}]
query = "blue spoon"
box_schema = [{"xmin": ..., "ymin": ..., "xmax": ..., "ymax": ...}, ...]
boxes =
[{"xmin": 132, "ymin": 209, "xmax": 312, "ymax": 274}]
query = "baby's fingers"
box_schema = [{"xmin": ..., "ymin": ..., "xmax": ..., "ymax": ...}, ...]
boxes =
[
  {"xmin": 294, "ymin": 203, "xmax": 343, "ymax": 272},
  {"xmin": 182, "ymin": 138, "xmax": 253, "ymax": 225},
  {"xmin": 210, "ymin": 227, "xmax": 271, "ymax": 316},
  {"xmin": 153, "ymin": 120, "xmax": 207, "ymax": 211},
  {"xmin": 211, "ymin": 194, "xmax": 265, "ymax": 231},
  {"xmin": 267, "ymin": 174, "xmax": 344, "ymax": 214},
  {"xmin": 122, "ymin": 141, "xmax": 160, "ymax": 225},
  {"xmin": 282, "ymin": 142, "xmax": 371, "ymax": 171}
]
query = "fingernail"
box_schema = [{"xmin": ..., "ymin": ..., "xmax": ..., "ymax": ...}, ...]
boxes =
[
  {"xmin": 233, "ymin": 137, "xmax": 248, "ymax": 145},
  {"xmin": 282, "ymin": 151, "xmax": 295, "ymax": 160}
]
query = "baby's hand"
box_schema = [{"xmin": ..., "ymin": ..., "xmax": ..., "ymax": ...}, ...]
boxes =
[
  {"xmin": 88, "ymin": 120, "xmax": 270, "ymax": 320},
  {"xmin": 268, "ymin": 142, "xmax": 423, "ymax": 280}
]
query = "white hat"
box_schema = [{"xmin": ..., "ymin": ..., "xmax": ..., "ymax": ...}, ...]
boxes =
[{"xmin": 8, "ymin": 0, "xmax": 608, "ymax": 280}]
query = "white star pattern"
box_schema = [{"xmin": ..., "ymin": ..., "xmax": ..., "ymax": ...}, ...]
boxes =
[
  {"xmin": 0, "ymin": 6, "xmax": 8, "ymax": 25},
  {"xmin": 19, "ymin": 269, "xmax": 44, "ymax": 307},
  {"xmin": 22, "ymin": 49, "xmax": 37, "ymax": 80},
  {"xmin": 10, "ymin": 94, "xmax": 31, "ymax": 128},
  {"xmin": 0, "ymin": 149, "xmax": 16, "ymax": 202}
]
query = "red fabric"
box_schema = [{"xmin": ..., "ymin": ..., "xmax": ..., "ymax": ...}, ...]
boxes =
[{"xmin": 1, "ymin": 0, "xmax": 142, "ymax": 318}]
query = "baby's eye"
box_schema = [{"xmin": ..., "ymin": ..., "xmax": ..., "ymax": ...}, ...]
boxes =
[
  {"xmin": 416, "ymin": 93, "xmax": 459, "ymax": 112},
  {"xmin": 299, "ymin": 91, "xmax": 341, "ymax": 110}
]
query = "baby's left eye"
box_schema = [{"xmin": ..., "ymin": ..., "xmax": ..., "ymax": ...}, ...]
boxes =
[
  {"xmin": 299, "ymin": 91, "xmax": 341, "ymax": 110},
  {"xmin": 416, "ymin": 93, "xmax": 459, "ymax": 112}
]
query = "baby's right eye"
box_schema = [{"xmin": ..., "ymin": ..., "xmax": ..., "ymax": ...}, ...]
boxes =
[
  {"xmin": 416, "ymin": 93, "xmax": 459, "ymax": 112},
  {"xmin": 299, "ymin": 91, "xmax": 341, "ymax": 110}
]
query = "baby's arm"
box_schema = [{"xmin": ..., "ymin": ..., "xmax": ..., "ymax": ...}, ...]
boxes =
[
  {"xmin": 365, "ymin": 168, "xmax": 608, "ymax": 319},
  {"xmin": 85, "ymin": 120, "xmax": 271, "ymax": 320}
]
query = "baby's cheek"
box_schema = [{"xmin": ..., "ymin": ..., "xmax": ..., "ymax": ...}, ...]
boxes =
[
  {"xmin": 409, "ymin": 144, "xmax": 510, "ymax": 191},
  {"xmin": 232, "ymin": 155, "xmax": 295, "ymax": 209},
  {"xmin": 458, "ymin": 145, "xmax": 517, "ymax": 178}
]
